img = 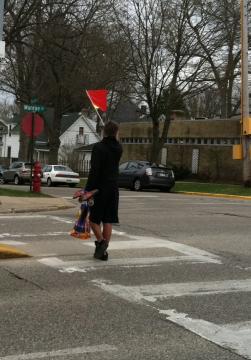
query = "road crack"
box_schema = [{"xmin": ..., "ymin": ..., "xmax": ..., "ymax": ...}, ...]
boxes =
[{"xmin": 4, "ymin": 268, "xmax": 45, "ymax": 291}]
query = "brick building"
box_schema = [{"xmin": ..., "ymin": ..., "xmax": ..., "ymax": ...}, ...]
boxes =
[{"xmin": 119, "ymin": 118, "xmax": 243, "ymax": 182}]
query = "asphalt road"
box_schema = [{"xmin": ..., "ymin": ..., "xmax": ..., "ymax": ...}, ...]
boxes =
[{"xmin": 0, "ymin": 186, "xmax": 251, "ymax": 359}]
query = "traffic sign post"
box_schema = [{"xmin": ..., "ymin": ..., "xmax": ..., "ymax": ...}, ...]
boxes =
[
  {"xmin": 22, "ymin": 103, "xmax": 45, "ymax": 191},
  {"xmin": 30, "ymin": 112, "xmax": 34, "ymax": 191}
]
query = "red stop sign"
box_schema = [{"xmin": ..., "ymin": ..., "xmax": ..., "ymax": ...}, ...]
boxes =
[{"xmin": 21, "ymin": 113, "xmax": 44, "ymax": 138}]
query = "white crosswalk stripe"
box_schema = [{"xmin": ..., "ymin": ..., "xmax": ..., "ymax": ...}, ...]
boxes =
[
  {"xmin": 0, "ymin": 344, "xmax": 117, "ymax": 360},
  {"xmin": 38, "ymin": 234, "xmax": 221, "ymax": 273}
]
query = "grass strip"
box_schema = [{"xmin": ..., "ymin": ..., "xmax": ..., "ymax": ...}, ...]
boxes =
[
  {"xmin": 174, "ymin": 182, "xmax": 251, "ymax": 197},
  {"xmin": 79, "ymin": 178, "xmax": 87, "ymax": 188},
  {"xmin": 0, "ymin": 188, "xmax": 52, "ymax": 197}
]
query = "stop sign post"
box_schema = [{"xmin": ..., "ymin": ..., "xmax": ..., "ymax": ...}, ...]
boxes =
[{"xmin": 22, "ymin": 104, "xmax": 45, "ymax": 191}]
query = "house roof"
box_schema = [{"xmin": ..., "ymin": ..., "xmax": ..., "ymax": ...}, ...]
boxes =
[
  {"xmin": 75, "ymin": 142, "xmax": 96, "ymax": 152},
  {"xmin": 60, "ymin": 113, "xmax": 80, "ymax": 135},
  {"xmin": 110, "ymin": 100, "xmax": 151, "ymax": 123}
]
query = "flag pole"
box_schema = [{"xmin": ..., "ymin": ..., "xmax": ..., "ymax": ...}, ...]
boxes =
[{"xmin": 86, "ymin": 90, "xmax": 105, "ymax": 126}]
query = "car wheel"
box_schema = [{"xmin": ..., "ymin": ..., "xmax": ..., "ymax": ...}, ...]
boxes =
[
  {"xmin": 0, "ymin": 176, "xmax": 4, "ymax": 184},
  {"xmin": 47, "ymin": 178, "xmax": 52, "ymax": 187},
  {"xmin": 133, "ymin": 179, "xmax": 142, "ymax": 191},
  {"xmin": 14, "ymin": 175, "xmax": 20, "ymax": 185},
  {"xmin": 69, "ymin": 184, "xmax": 76, "ymax": 188},
  {"xmin": 162, "ymin": 187, "xmax": 171, "ymax": 193}
]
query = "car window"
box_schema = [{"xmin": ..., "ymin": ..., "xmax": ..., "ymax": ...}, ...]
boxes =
[
  {"xmin": 10, "ymin": 162, "xmax": 21, "ymax": 169},
  {"xmin": 137, "ymin": 163, "xmax": 146, "ymax": 169},
  {"xmin": 119, "ymin": 162, "xmax": 128, "ymax": 171},
  {"xmin": 24, "ymin": 163, "xmax": 32, "ymax": 169},
  {"xmin": 44, "ymin": 165, "xmax": 52, "ymax": 172},
  {"xmin": 127, "ymin": 162, "xmax": 138, "ymax": 170},
  {"xmin": 54, "ymin": 165, "xmax": 72, "ymax": 172}
]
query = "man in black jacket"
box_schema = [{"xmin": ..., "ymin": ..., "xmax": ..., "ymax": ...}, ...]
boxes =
[{"xmin": 85, "ymin": 121, "xmax": 123, "ymax": 260}]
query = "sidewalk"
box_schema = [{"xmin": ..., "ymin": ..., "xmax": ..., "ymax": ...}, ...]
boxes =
[
  {"xmin": 0, "ymin": 196, "xmax": 75, "ymax": 214},
  {"xmin": 0, "ymin": 196, "xmax": 75, "ymax": 259}
]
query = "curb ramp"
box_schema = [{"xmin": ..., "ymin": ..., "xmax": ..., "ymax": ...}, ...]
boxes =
[{"xmin": 0, "ymin": 244, "xmax": 30, "ymax": 260}]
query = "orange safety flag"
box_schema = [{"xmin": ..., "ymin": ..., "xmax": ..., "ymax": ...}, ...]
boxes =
[{"xmin": 86, "ymin": 90, "xmax": 108, "ymax": 112}]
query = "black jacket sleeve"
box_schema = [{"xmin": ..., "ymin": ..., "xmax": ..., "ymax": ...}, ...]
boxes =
[{"xmin": 85, "ymin": 145, "xmax": 102, "ymax": 191}]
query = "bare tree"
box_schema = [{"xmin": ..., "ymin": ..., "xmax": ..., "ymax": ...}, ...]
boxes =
[
  {"xmin": 114, "ymin": 0, "xmax": 203, "ymax": 162},
  {"xmin": 187, "ymin": 0, "xmax": 241, "ymax": 118},
  {"xmin": 2, "ymin": 0, "xmax": 122, "ymax": 162}
]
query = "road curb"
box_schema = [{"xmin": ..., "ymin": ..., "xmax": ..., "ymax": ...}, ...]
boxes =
[
  {"xmin": 176, "ymin": 191, "xmax": 251, "ymax": 201},
  {"xmin": 0, "ymin": 204, "xmax": 75, "ymax": 214},
  {"xmin": 0, "ymin": 245, "xmax": 30, "ymax": 260}
]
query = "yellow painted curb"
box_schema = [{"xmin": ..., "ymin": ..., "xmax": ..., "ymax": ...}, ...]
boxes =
[
  {"xmin": 177, "ymin": 191, "xmax": 251, "ymax": 201},
  {"xmin": 0, "ymin": 245, "xmax": 30, "ymax": 260}
]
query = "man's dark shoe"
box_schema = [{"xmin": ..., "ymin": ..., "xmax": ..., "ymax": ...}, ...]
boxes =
[
  {"xmin": 94, "ymin": 240, "xmax": 108, "ymax": 259},
  {"xmin": 93, "ymin": 241, "xmax": 100, "ymax": 258},
  {"xmin": 100, "ymin": 251, "xmax": 108, "ymax": 261}
]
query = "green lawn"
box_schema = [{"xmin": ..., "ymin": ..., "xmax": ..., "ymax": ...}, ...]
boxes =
[
  {"xmin": 0, "ymin": 188, "xmax": 51, "ymax": 197},
  {"xmin": 79, "ymin": 178, "xmax": 87, "ymax": 188},
  {"xmin": 174, "ymin": 182, "xmax": 251, "ymax": 197}
]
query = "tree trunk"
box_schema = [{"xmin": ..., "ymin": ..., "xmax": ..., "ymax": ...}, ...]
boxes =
[
  {"xmin": 18, "ymin": 107, "xmax": 30, "ymax": 161},
  {"xmin": 48, "ymin": 138, "xmax": 60, "ymax": 164},
  {"xmin": 151, "ymin": 120, "xmax": 162, "ymax": 163},
  {"xmin": 48, "ymin": 101, "xmax": 62, "ymax": 164},
  {"xmin": 48, "ymin": 104, "xmax": 61, "ymax": 164},
  {"xmin": 18, "ymin": 131, "xmax": 30, "ymax": 161}
]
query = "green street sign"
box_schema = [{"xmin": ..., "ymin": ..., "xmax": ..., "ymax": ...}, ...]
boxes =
[{"xmin": 24, "ymin": 104, "xmax": 45, "ymax": 113}]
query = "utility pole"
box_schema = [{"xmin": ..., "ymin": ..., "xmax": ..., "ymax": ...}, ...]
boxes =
[
  {"xmin": 241, "ymin": 0, "xmax": 251, "ymax": 186},
  {"xmin": 0, "ymin": 0, "xmax": 5, "ymax": 58},
  {"xmin": 0, "ymin": 0, "xmax": 4, "ymax": 40}
]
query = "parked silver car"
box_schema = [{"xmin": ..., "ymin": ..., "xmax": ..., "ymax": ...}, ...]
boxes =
[
  {"xmin": 3, "ymin": 161, "xmax": 32, "ymax": 185},
  {"xmin": 0, "ymin": 165, "xmax": 8, "ymax": 184}
]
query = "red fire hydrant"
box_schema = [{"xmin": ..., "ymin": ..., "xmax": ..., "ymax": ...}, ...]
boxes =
[{"xmin": 33, "ymin": 161, "xmax": 42, "ymax": 193}]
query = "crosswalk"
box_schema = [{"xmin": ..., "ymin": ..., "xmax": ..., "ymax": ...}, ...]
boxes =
[
  {"xmin": 38, "ymin": 224, "xmax": 251, "ymax": 359},
  {"xmin": 1, "ymin": 214, "xmax": 251, "ymax": 359},
  {"xmin": 38, "ymin": 232, "xmax": 222, "ymax": 273}
]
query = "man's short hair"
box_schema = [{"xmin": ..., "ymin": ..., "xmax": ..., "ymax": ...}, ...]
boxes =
[{"xmin": 103, "ymin": 121, "xmax": 119, "ymax": 137}]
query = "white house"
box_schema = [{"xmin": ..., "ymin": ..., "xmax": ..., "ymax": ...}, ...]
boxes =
[
  {"xmin": 0, "ymin": 117, "xmax": 19, "ymax": 161},
  {"xmin": 0, "ymin": 112, "xmax": 100, "ymax": 173},
  {"xmin": 34, "ymin": 112, "xmax": 100, "ymax": 170},
  {"xmin": 59, "ymin": 113, "xmax": 100, "ymax": 150}
]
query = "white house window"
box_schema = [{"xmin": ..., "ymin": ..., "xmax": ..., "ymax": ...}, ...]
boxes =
[
  {"xmin": 79, "ymin": 127, "xmax": 84, "ymax": 135},
  {"xmin": 7, "ymin": 146, "xmax": 11, "ymax": 158}
]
